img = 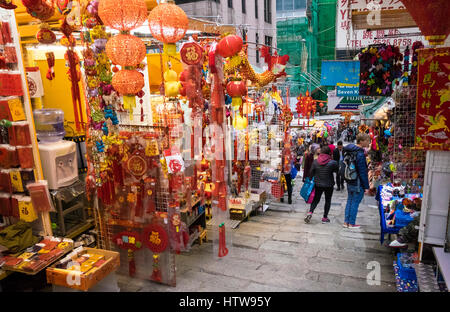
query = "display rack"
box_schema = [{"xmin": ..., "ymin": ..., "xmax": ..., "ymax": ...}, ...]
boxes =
[
  {"xmin": 0, "ymin": 8, "xmax": 50, "ymax": 236},
  {"xmin": 392, "ymin": 85, "xmax": 426, "ymax": 193}
]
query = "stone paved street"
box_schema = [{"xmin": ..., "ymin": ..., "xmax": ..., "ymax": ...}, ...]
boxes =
[{"xmin": 118, "ymin": 177, "xmax": 397, "ymax": 292}]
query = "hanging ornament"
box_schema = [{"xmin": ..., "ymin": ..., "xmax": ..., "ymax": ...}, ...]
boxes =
[
  {"xmin": 142, "ymin": 223, "xmax": 168, "ymax": 283},
  {"xmin": 147, "ymin": 0, "xmax": 188, "ymax": 55},
  {"xmin": 226, "ymin": 80, "xmax": 247, "ymax": 111},
  {"xmin": 0, "ymin": 0, "xmax": 17, "ymax": 9},
  {"xmin": 163, "ymin": 67, "xmax": 182, "ymax": 98},
  {"xmin": 23, "ymin": 0, "xmax": 55, "ymax": 21},
  {"xmin": 106, "ymin": 34, "xmax": 146, "ymax": 67},
  {"xmin": 180, "ymin": 41, "xmax": 204, "ymax": 65},
  {"xmin": 112, "ymin": 231, "xmax": 142, "ymax": 277},
  {"xmin": 98, "ymin": 0, "xmax": 147, "ymax": 31},
  {"xmin": 36, "ymin": 23, "xmax": 56, "ymax": 44},
  {"xmin": 217, "ymin": 35, "xmax": 243, "ymax": 58}
]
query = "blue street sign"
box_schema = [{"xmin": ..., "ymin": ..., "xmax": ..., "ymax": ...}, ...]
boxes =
[{"xmin": 320, "ymin": 61, "xmax": 360, "ymax": 86}]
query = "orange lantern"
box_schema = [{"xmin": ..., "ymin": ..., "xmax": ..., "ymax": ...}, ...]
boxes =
[
  {"xmin": 217, "ymin": 35, "xmax": 243, "ymax": 58},
  {"xmin": 98, "ymin": 0, "xmax": 147, "ymax": 32},
  {"xmin": 148, "ymin": 1, "xmax": 188, "ymax": 54},
  {"xmin": 106, "ymin": 34, "xmax": 146, "ymax": 67},
  {"xmin": 112, "ymin": 69, "xmax": 145, "ymax": 95}
]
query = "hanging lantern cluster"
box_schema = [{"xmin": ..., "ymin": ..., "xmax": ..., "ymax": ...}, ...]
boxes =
[
  {"xmin": 295, "ymin": 90, "xmax": 316, "ymax": 122},
  {"xmin": 147, "ymin": 0, "xmax": 189, "ymax": 55},
  {"xmin": 99, "ymin": 0, "xmax": 147, "ymax": 115}
]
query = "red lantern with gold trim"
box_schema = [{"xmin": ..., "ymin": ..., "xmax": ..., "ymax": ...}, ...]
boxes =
[{"xmin": 106, "ymin": 34, "xmax": 146, "ymax": 67}]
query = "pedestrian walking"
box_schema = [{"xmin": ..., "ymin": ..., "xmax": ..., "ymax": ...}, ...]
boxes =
[
  {"xmin": 328, "ymin": 139, "xmax": 336, "ymax": 154},
  {"xmin": 304, "ymin": 145, "xmax": 339, "ymax": 224},
  {"xmin": 333, "ymin": 141, "xmax": 345, "ymax": 191},
  {"xmin": 302, "ymin": 143, "xmax": 319, "ymax": 182},
  {"xmin": 343, "ymin": 133, "xmax": 371, "ymax": 229}
]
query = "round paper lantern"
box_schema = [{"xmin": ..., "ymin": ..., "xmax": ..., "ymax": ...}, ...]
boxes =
[
  {"xmin": 112, "ymin": 69, "xmax": 144, "ymax": 95},
  {"xmin": 148, "ymin": 1, "xmax": 188, "ymax": 54},
  {"xmin": 217, "ymin": 35, "xmax": 243, "ymax": 58},
  {"xmin": 226, "ymin": 80, "xmax": 247, "ymax": 110},
  {"xmin": 106, "ymin": 34, "xmax": 146, "ymax": 67},
  {"xmin": 98, "ymin": 0, "xmax": 147, "ymax": 31}
]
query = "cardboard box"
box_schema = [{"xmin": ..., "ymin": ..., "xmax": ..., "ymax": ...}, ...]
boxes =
[{"xmin": 46, "ymin": 247, "xmax": 119, "ymax": 291}]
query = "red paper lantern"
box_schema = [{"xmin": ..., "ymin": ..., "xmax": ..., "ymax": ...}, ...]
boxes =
[
  {"xmin": 217, "ymin": 35, "xmax": 243, "ymax": 58},
  {"xmin": 226, "ymin": 80, "xmax": 247, "ymax": 97},
  {"xmin": 400, "ymin": 0, "xmax": 450, "ymax": 45},
  {"xmin": 180, "ymin": 41, "xmax": 204, "ymax": 65},
  {"xmin": 106, "ymin": 34, "xmax": 146, "ymax": 67},
  {"xmin": 98, "ymin": 0, "xmax": 147, "ymax": 31},
  {"xmin": 112, "ymin": 69, "xmax": 144, "ymax": 95},
  {"xmin": 148, "ymin": 1, "xmax": 188, "ymax": 54}
]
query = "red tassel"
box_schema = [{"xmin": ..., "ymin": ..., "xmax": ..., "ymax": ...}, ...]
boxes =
[
  {"xmin": 218, "ymin": 223, "xmax": 228, "ymax": 257},
  {"xmin": 135, "ymin": 183, "xmax": 144, "ymax": 217},
  {"xmin": 140, "ymin": 104, "xmax": 144, "ymax": 122},
  {"xmin": 128, "ymin": 250, "xmax": 136, "ymax": 277}
]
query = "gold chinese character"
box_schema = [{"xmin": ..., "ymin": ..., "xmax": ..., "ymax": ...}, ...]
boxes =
[
  {"xmin": 186, "ymin": 47, "xmax": 199, "ymax": 62},
  {"xmin": 149, "ymin": 231, "xmax": 161, "ymax": 245},
  {"xmin": 429, "ymin": 61, "xmax": 440, "ymax": 73},
  {"xmin": 422, "ymin": 89, "xmax": 431, "ymax": 100}
]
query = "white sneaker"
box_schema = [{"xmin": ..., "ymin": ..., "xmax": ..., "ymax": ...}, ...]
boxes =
[{"xmin": 389, "ymin": 240, "xmax": 407, "ymax": 247}]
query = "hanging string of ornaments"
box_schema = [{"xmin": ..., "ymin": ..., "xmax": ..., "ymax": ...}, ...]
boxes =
[{"xmin": 99, "ymin": 0, "xmax": 147, "ymax": 118}]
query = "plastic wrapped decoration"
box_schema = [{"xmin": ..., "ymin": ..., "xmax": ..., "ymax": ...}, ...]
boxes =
[
  {"xmin": 112, "ymin": 230, "xmax": 142, "ymax": 277},
  {"xmin": 142, "ymin": 221, "xmax": 168, "ymax": 283},
  {"xmin": 36, "ymin": 23, "xmax": 56, "ymax": 44}
]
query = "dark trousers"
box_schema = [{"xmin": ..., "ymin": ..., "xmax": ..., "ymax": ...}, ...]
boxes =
[
  {"xmin": 282, "ymin": 173, "xmax": 293, "ymax": 204},
  {"xmin": 336, "ymin": 172, "xmax": 344, "ymax": 189},
  {"xmin": 309, "ymin": 186, "xmax": 334, "ymax": 218}
]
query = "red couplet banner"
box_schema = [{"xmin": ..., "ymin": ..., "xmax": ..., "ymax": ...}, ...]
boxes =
[{"xmin": 415, "ymin": 47, "xmax": 450, "ymax": 151}]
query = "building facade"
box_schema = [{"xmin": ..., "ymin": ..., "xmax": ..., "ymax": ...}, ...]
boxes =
[{"xmin": 176, "ymin": 0, "xmax": 277, "ymax": 69}]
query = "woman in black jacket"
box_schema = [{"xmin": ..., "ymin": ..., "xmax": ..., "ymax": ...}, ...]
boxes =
[{"xmin": 304, "ymin": 145, "xmax": 339, "ymax": 224}]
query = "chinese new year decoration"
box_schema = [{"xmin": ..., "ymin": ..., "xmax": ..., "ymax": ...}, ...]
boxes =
[
  {"xmin": 143, "ymin": 222, "xmax": 168, "ymax": 282},
  {"xmin": 415, "ymin": 47, "xmax": 450, "ymax": 151},
  {"xmin": 147, "ymin": 0, "xmax": 189, "ymax": 55},
  {"xmin": 400, "ymin": 0, "xmax": 450, "ymax": 46}
]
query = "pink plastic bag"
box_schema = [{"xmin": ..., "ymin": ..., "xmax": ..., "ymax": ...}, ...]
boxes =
[{"xmin": 306, "ymin": 188, "xmax": 315, "ymax": 204}]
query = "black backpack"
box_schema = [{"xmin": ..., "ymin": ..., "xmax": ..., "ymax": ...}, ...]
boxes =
[{"xmin": 339, "ymin": 151, "xmax": 358, "ymax": 182}]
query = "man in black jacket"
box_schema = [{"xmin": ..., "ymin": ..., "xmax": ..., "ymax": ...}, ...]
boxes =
[
  {"xmin": 333, "ymin": 141, "xmax": 345, "ymax": 191},
  {"xmin": 304, "ymin": 145, "xmax": 339, "ymax": 224},
  {"xmin": 343, "ymin": 133, "xmax": 371, "ymax": 229}
]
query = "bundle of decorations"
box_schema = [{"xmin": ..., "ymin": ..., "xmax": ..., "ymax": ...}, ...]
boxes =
[{"xmin": 358, "ymin": 44, "xmax": 403, "ymax": 96}]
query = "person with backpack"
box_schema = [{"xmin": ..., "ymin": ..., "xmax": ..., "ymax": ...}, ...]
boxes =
[
  {"xmin": 341, "ymin": 133, "xmax": 371, "ymax": 229},
  {"xmin": 304, "ymin": 145, "xmax": 339, "ymax": 224}
]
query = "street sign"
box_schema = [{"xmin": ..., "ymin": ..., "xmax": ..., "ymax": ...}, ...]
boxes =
[
  {"xmin": 320, "ymin": 61, "xmax": 360, "ymax": 86},
  {"xmin": 336, "ymin": 83, "xmax": 359, "ymax": 97}
]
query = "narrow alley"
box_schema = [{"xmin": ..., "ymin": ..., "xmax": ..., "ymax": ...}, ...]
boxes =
[{"xmin": 118, "ymin": 181, "xmax": 396, "ymax": 292}]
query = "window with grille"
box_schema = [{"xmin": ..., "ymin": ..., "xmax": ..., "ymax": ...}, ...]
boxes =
[
  {"xmin": 265, "ymin": 35, "xmax": 272, "ymax": 54},
  {"xmin": 228, "ymin": 0, "xmax": 233, "ymax": 8}
]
